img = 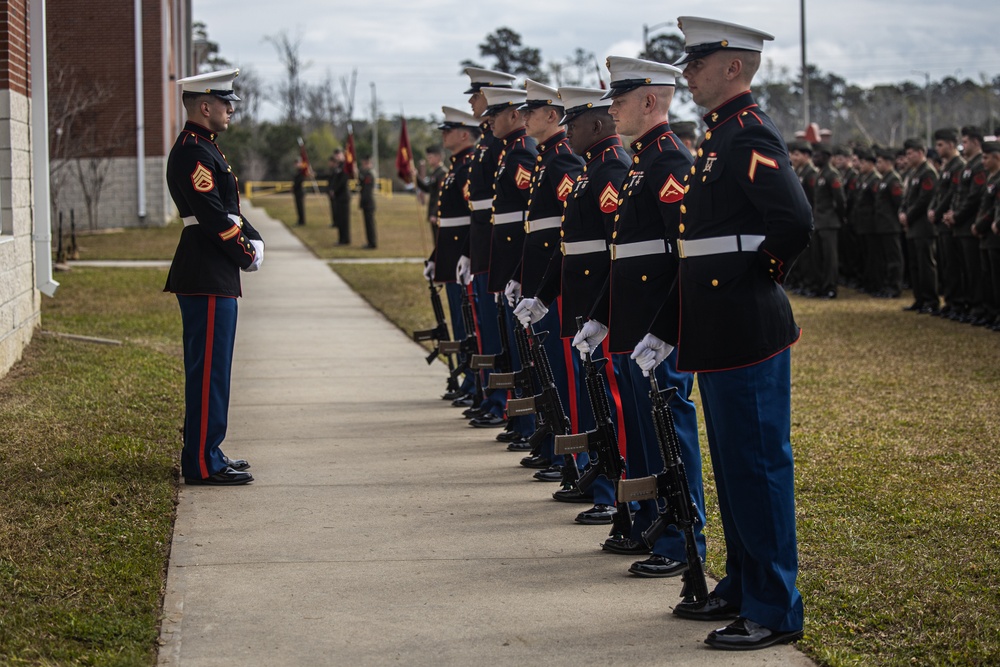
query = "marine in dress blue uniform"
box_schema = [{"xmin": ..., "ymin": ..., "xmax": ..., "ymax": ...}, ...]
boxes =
[
  {"xmin": 520, "ymin": 86, "xmax": 629, "ymax": 522},
  {"xmin": 633, "ymin": 17, "xmax": 813, "ymax": 650},
  {"xmin": 459, "ymin": 68, "xmax": 516, "ymax": 424},
  {"xmin": 507, "ymin": 80, "xmax": 585, "ymax": 485},
  {"xmin": 574, "ymin": 57, "xmax": 704, "ymax": 579},
  {"xmin": 424, "ymin": 106, "xmax": 482, "ymax": 398},
  {"xmin": 477, "ymin": 87, "xmax": 539, "ymax": 437},
  {"xmin": 165, "ymin": 69, "xmax": 261, "ymax": 486}
]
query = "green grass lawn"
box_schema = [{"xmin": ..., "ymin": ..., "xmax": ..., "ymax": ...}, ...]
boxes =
[{"xmin": 0, "ymin": 268, "xmax": 183, "ymax": 666}]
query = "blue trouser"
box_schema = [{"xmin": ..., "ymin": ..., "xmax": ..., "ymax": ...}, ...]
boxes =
[
  {"xmin": 471, "ymin": 273, "xmax": 505, "ymax": 416},
  {"xmin": 530, "ymin": 305, "xmax": 571, "ymax": 463},
  {"xmin": 177, "ymin": 294, "xmax": 238, "ymax": 480},
  {"xmin": 569, "ymin": 338, "xmax": 617, "ymax": 506},
  {"xmin": 698, "ymin": 348, "xmax": 802, "ymax": 633},
  {"xmin": 612, "ymin": 350, "xmax": 705, "ymax": 563},
  {"xmin": 501, "ymin": 298, "xmax": 534, "ymax": 437},
  {"xmin": 445, "ymin": 282, "xmax": 475, "ymax": 394}
]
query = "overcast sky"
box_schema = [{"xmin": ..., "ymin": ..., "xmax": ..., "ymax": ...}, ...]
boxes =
[{"xmin": 193, "ymin": 0, "xmax": 1000, "ymax": 124}]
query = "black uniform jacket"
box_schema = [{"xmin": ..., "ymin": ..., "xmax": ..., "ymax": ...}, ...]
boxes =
[
  {"xmin": 487, "ymin": 127, "xmax": 537, "ymax": 293},
  {"xmin": 901, "ymin": 160, "xmax": 937, "ymax": 238},
  {"xmin": 873, "ymin": 171, "xmax": 903, "ymax": 234},
  {"xmin": 535, "ymin": 135, "xmax": 629, "ymax": 339},
  {"xmin": 649, "ymin": 92, "xmax": 813, "ymax": 372},
  {"xmin": 591, "ymin": 122, "xmax": 692, "ymax": 354},
  {"xmin": 430, "ymin": 147, "xmax": 475, "ymax": 282},
  {"xmin": 165, "ymin": 121, "xmax": 261, "ymax": 297},
  {"xmin": 952, "ymin": 153, "xmax": 987, "ymax": 237},
  {"xmin": 929, "ymin": 155, "xmax": 964, "ymax": 224},
  {"xmin": 519, "ymin": 130, "xmax": 584, "ymax": 296},
  {"xmin": 467, "ymin": 124, "xmax": 504, "ymax": 274},
  {"xmin": 813, "ymin": 164, "xmax": 846, "ymax": 230}
]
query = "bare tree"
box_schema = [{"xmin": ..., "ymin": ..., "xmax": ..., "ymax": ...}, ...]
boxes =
[
  {"xmin": 193, "ymin": 21, "xmax": 231, "ymax": 73},
  {"xmin": 265, "ymin": 30, "xmax": 311, "ymax": 124}
]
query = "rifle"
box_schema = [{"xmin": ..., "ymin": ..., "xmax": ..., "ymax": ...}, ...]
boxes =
[
  {"xmin": 469, "ymin": 295, "xmax": 514, "ymax": 379},
  {"xmin": 617, "ymin": 373, "xmax": 709, "ymax": 607},
  {"xmin": 507, "ymin": 313, "xmax": 577, "ymax": 489},
  {"xmin": 438, "ymin": 282, "xmax": 483, "ymax": 409},
  {"xmin": 554, "ymin": 316, "xmax": 633, "ymax": 538},
  {"xmin": 412, "ymin": 276, "xmax": 460, "ymax": 395}
]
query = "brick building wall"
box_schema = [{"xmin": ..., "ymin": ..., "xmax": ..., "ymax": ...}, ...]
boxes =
[
  {"xmin": 47, "ymin": 0, "xmax": 185, "ymax": 228},
  {"xmin": 0, "ymin": 0, "xmax": 39, "ymax": 376}
]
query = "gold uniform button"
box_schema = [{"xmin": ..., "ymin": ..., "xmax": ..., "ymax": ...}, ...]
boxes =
[
  {"xmin": 641, "ymin": 275, "xmax": 647, "ymax": 282},
  {"xmin": 633, "ymin": 156, "xmax": 640, "ymax": 164},
  {"xmin": 685, "ymin": 185, "xmax": 690, "ymax": 192},
  {"xmin": 690, "ymin": 166, "xmax": 696, "ymax": 175},
  {"xmin": 527, "ymin": 199, "xmax": 532, "ymax": 206},
  {"xmin": 614, "ymin": 215, "xmax": 620, "ymax": 222},
  {"xmin": 771, "ymin": 258, "xmax": 777, "ymax": 264},
  {"xmin": 702, "ymin": 175, "xmax": 707, "ymax": 182},
  {"xmin": 680, "ymin": 204, "xmax": 687, "ymax": 214},
  {"xmin": 618, "ymin": 198, "xmax": 624, "ymax": 205},
  {"xmin": 697, "ymin": 148, "xmax": 704, "ymax": 157},
  {"xmin": 583, "ymin": 166, "xmax": 588, "ymax": 173},
  {"xmin": 454, "ymin": 235, "xmax": 459, "ymax": 240},
  {"xmin": 584, "ymin": 269, "xmax": 590, "ymax": 276},
  {"xmin": 678, "ymin": 224, "xmax": 685, "ymax": 233},
  {"xmin": 560, "ymin": 230, "xmax": 565, "ymax": 237},
  {"xmin": 506, "ymin": 236, "xmax": 512, "ymax": 242},
  {"xmin": 711, "ymin": 279, "xmax": 719, "ymax": 287},
  {"xmin": 612, "ymin": 230, "xmax": 618, "ymax": 239},
  {"xmin": 705, "ymin": 131, "xmax": 712, "ymax": 140},
  {"xmin": 544, "ymin": 242, "xmax": 549, "ymax": 248},
  {"xmin": 684, "ymin": 175, "xmax": 689, "ymax": 182}
]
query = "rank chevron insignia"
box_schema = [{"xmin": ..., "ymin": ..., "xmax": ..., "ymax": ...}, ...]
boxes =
[
  {"xmin": 659, "ymin": 175, "xmax": 684, "ymax": 203},
  {"xmin": 557, "ymin": 174, "xmax": 574, "ymax": 201},
  {"xmin": 515, "ymin": 164, "xmax": 532, "ymax": 190},
  {"xmin": 748, "ymin": 150, "xmax": 779, "ymax": 183},
  {"xmin": 190, "ymin": 162, "xmax": 215, "ymax": 192},
  {"xmin": 599, "ymin": 182, "xmax": 619, "ymax": 213}
]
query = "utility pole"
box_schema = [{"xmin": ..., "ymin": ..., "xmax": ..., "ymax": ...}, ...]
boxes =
[
  {"xmin": 801, "ymin": 0, "xmax": 809, "ymax": 129},
  {"xmin": 370, "ymin": 82, "xmax": 379, "ymax": 181}
]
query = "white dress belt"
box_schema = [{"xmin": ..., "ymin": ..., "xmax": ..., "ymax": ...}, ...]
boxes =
[
  {"xmin": 470, "ymin": 198, "xmax": 492, "ymax": 211},
  {"xmin": 562, "ymin": 239, "xmax": 608, "ymax": 255},
  {"xmin": 610, "ymin": 239, "xmax": 666, "ymax": 260},
  {"xmin": 677, "ymin": 234, "xmax": 765, "ymax": 258},
  {"xmin": 525, "ymin": 216, "xmax": 562, "ymax": 233},
  {"xmin": 438, "ymin": 216, "xmax": 471, "ymax": 228},
  {"xmin": 182, "ymin": 213, "xmax": 243, "ymax": 228},
  {"xmin": 493, "ymin": 211, "xmax": 525, "ymax": 225}
]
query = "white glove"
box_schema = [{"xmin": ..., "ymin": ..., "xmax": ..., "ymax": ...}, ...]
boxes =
[
  {"xmin": 504, "ymin": 280, "xmax": 522, "ymax": 307},
  {"xmin": 514, "ymin": 298, "xmax": 548, "ymax": 327},
  {"xmin": 423, "ymin": 260, "xmax": 435, "ymax": 280},
  {"xmin": 631, "ymin": 333, "xmax": 674, "ymax": 375},
  {"xmin": 245, "ymin": 239, "xmax": 264, "ymax": 272},
  {"xmin": 456, "ymin": 255, "xmax": 472, "ymax": 285},
  {"xmin": 571, "ymin": 319, "xmax": 609, "ymax": 357}
]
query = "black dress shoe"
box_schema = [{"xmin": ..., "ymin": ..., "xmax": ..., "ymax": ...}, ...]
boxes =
[
  {"xmin": 551, "ymin": 487, "xmax": 594, "ymax": 503},
  {"xmin": 469, "ymin": 414, "xmax": 506, "ymax": 428},
  {"xmin": 629, "ymin": 555, "xmax": 688, "ymax": 578},
  {"xmin": 673, "ymin": 592, "xmax": 740, "ymax": 621},
  {"xmin": 919, "ymin": 306, "xmax": 940, "ymax": 316},
  {"xmin": 222, "ymin": 456, "xmax": 250, "ymax": 472},
  {"xmin": 575, "ymin": 504, "xmax": 616, "ymax": 525},
  {"xmin": 704, "ymin": 617, "xmax": 803, "ymax": 651},
  {"xmin": 532, "ymin": 466, "xmax": 563, "ymax": 482},
  {"xmin": 520, "ymin": 455, "xmax": 551, "ymax": 469},
  {"xmin": 495, "ymin": 428, "xmax": 520, "ymax": 442},
  {"xmin": 185, "ymin": 467, "xmax": 253, "ymax": 486},
  {"xmin": 507, "ymin": 438, "xmax": 532, "ymax": 451},
  {"xmin": 601, "ymin": 536, "xmax": 651, "ymax": 555},
  {"xmin": 462, "ymin": 405, "xmax": 487, "ymax": 418}
]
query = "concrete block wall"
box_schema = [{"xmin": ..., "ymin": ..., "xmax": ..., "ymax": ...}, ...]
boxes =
[{"xmin": 51, "ymin": 155, "xmax": 173, "ymax": 229}]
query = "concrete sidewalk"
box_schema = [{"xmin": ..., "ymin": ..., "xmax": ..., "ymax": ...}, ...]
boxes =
[{"xmin": 157, "ymin": 203, "xmax": 815, "ymax": 666}]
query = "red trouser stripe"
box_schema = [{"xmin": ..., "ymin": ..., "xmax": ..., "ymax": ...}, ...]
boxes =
[
  {"xmin": 557, "ymin": 297, "xmax": 579, "ymax": 433},
  {"xmin": 198, "ymin": 296, "xmax": 216, "ymax": 478},
  {"xmin": 604, "ymin": 359, "xmax": 627, "ymax": 459}
]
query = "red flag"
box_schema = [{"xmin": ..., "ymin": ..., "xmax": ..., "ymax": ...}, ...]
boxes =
[
  {"xmin": 296, "ymin": 137, "xmax": 311, "ymax": 174},
  {"xmin": 396, "ymin": 117, "xmax": 414, "ymax": 184},
  {"xmin": 344, "ymin": 131, "xmax": 357, "ymax": 179}
]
